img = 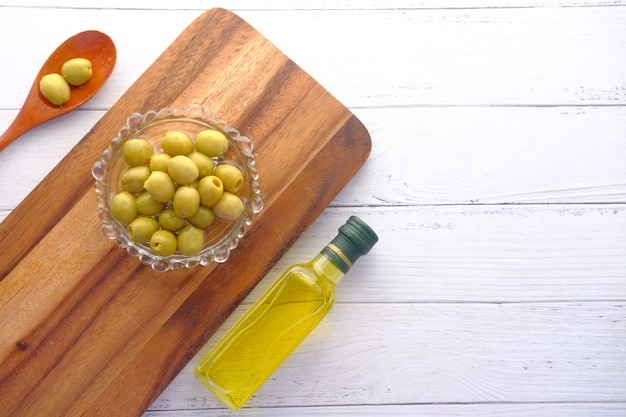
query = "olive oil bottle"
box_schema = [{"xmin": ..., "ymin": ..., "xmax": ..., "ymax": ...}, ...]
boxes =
[{"xmin": 194, "ymin": 216, "xmax": 378, "ymax": 411}]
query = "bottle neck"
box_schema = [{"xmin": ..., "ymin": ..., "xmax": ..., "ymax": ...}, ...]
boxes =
[
  {"xmin": 311, "ymin": 216, "xmax": 378, "ymax": 288},
  {"xmin": 310, "ymin": 250, "xmax": 347, "ymax": 288},
  {"xmin": 321, "ymin": 241, "xmax": 353, "ymax": 274}
]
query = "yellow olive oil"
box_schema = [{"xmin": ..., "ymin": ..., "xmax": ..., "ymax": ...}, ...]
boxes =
[{"xmin": 194, "ymin": 216, "xmax": 378, "ymax": 411}]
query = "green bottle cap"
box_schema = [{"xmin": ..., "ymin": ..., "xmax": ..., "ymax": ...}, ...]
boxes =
[{"xmin": 323, "ymin": 216, "xmax": 379, "ymax": 272}]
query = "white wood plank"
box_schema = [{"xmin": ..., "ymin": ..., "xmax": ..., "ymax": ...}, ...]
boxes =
[
  {"xmin": 240, "ymin": 205, "xmax": 626, "ymax": 304},
  {"xmin": 142, "ymin": 403, "xmax": 626, "ymax": 417},
  {"xmin": 3, "ymin": 199, "xmax": 625, "ymax": 303},
  {"xmin": 241, "ymin": 7, "xmax": 626, "ymax": 108},
  {"xmin": 3, "ymin": 0, "xmax": 626, "ymax": 10},
  {"xmin": 340, "ymin": 106, "xmax": 626, "ymax": 205},
  {"xmin": 0, "ymin": 7, "xmax": 624, "ymax": 110},
  {"xmin": 147, "ymin": 302, "xmax": 626, "ymax": 411}
]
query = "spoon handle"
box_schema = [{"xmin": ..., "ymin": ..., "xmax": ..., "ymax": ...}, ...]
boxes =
[
  {"xmin": 0, "ymin": 113, "xmax": 31, "ymax": 152},
  {"xmin": 0, "ymin": 85, "xmax": 75, "ymax": 153}
]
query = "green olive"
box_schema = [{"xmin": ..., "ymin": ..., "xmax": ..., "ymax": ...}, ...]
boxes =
[
  {"xmin": 177, "ymin": 224, "xmax": 205, "ymax": 256},
  {"xmin": 135, "ymin": 191, "xmax": 166, "ymax": 216},
  {"xmin": 158, "ymin": 208, "xmax": 186, "ymax": 232},
  {"xmin": 215, "ymin": 163, "xmax": 244, "ymax": 193},
  {"xmin": 198, "ymin": 175, "xmax": 224, "ymax": 207},
  {"xmin": 187, "ymin": 205, "xmax": 215, "ymax": 229},
  {"xmin": 196, "ymin": 129, "xmax": 229, "ymax": 157},
  {"xmin": 188, "ymin": 151, "xmax": 215, "ymax": 178},
  {"xmin": 39, "ymin": 73, "xmax": 70, "ymax": 105},
  {"xmin": 161, "ymin": 131, "xmax": 193, "ymax": 156},
  {"xmin": 61, "ymin": 58, "xmax": 92, "ymax": 86},
  {"xmin": 168, "ymin": 155, "xmax": 199, "ymax": 185},
  {"xmin": 115, "ymin": 125, "xmax": 252, "ymax": 258},
  {"xmin": 121, "ymin": 166, "xmax": 150, "ymax": 193},
  {"xmin": 127, "ymin": 216, "xmax": 159, "ymax": 244},
  {"xmin": 212, "ymin": 192, "xmax": 245, "ymax": 221},
  {"xmin": 110, "ymin": 191, "xmax": 137, "ymax": 224},
  {"xmin": 123, "ymin": 138, "xmax": 153, "ymax": 167},
  {"xmin": 173, "ymin": 185, "xmax": 200, "ymax": 218},
  {"xmin": 144, "ymin": 170, "xmax": 175, "ymax": 203},
  {"xmin": 149, "ymin": 153, "xmax": 171, "ymax": 172},
  {"xmin": 150, "ymin": 230, "xmax": 177, "ymax": 256}
]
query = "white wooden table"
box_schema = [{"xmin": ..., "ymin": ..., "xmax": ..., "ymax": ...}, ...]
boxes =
[{"xmin": 1, "ymin": 1, "xmax": 625, "ymax": 416}]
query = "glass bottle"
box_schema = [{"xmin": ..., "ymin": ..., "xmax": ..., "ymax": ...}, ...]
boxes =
[{"xmin": 194, "ymin": 216, "xmax": 378, "ymax": 411}]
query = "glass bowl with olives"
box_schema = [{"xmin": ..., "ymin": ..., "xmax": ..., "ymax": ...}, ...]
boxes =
[{"xmin": 92, "ymin": 104, "xmax": 263, "ymax": 272}]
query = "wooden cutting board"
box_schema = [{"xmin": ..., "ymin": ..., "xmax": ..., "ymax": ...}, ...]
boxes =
[{"xmin": 0, "ymin": 8, "xmax": 371, "ymax": 417}]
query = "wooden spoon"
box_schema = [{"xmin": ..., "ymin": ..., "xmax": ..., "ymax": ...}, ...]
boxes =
[{"xmin": 0, "ymin": 30, "xmax": 116, "ymax": 152}]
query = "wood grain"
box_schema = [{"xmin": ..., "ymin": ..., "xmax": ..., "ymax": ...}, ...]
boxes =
[
  {"xmin": 0, "ymin": 8, "xmax": 371, "ymax": 417},
  {"xmin": 1, "ymin": 3, "xmax": 625, "ymax": 417}
]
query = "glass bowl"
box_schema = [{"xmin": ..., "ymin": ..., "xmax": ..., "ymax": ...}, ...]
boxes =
[{"xmin": 92, "ymin": 104, "xmax": 263, "ymax": 272}]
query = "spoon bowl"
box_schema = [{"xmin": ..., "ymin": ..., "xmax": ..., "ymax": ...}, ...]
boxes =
[{"xmin": 0, "ymin": 30, "xmax": 116, "ymax": 152}]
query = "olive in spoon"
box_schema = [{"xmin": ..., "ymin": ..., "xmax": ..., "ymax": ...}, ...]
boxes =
[{"xmin": 0, "ymin": 30, "xmax": 116, "ymax": 152}]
